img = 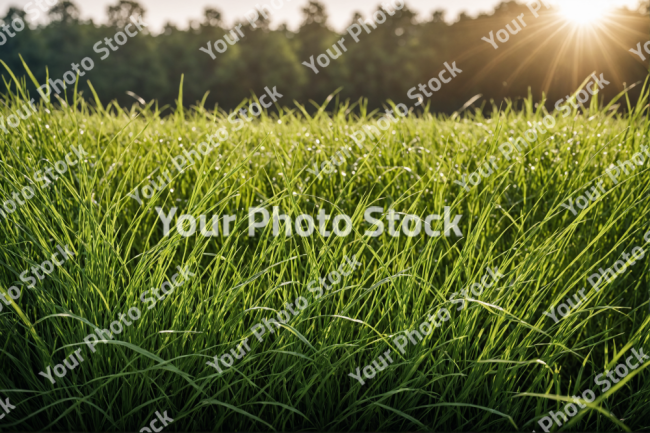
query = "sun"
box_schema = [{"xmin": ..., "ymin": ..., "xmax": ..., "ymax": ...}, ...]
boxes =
[{"xmin": 558, "ymin": 0, "xmax": 611, "ymax": 25}]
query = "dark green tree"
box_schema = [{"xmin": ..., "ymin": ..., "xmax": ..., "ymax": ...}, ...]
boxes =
[
  {"xmin": 202, "ymin": 8, "xmax": 223, "ymax": 28},
  {"xmin": 47, "ymin": 1, "xmax": 81, "ymax": 24},
  {"xmin": 107, "ymin": 0, "xmax": 146, "ymax": 28}
]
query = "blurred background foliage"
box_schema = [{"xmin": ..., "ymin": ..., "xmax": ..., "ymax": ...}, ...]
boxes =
[{"xmin": 0, "ymin": 0, "xmax": 649, "ymax": 112}]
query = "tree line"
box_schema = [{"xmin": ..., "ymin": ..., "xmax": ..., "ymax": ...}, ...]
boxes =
[{"xmin": 1, "ymin": 0, "xmax": 649, "ymax": 113}]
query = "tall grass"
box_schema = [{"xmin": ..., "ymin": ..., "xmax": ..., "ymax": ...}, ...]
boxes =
[{"xmin": 1, "ymin": 71, "xmax": 650, "ymax": 431}]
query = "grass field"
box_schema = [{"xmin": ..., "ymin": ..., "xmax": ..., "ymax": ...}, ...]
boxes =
[{"xmin": 2, "ymin": 74, "xmax": 650, "ymax": 432}]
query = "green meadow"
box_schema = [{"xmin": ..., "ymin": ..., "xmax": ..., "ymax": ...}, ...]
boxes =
[{"xmin": 2, "ymin": 72, "xmax": 650, "ymax": 431}]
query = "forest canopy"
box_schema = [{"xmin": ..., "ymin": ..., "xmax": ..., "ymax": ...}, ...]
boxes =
[{"xmin": 0, "ymin": 0, "xmax": 648, "ymax": 112}]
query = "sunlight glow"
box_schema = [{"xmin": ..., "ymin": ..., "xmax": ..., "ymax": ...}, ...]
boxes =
[{"xmin": 558, "ymin": 1, "xmax": 612, "ymax": 25}]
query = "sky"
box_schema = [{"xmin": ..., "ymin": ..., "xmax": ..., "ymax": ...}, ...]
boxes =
[{"xmin": 0, "ymin": 0, "xmax": 643, "ymax": 32}]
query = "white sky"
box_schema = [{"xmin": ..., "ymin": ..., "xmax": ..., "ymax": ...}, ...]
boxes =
[{"xmin": 0, "ymin": 0, "xmax": 643, "ymax": 32}]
